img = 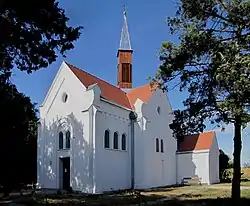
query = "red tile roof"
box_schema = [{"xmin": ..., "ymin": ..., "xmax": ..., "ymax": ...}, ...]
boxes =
[
  {"xmin": 66, "ymin": 62, "xmax": 158, "ymax": 110},
  {"xmin": 126, "ymin": 84, "xmax": 158, "ymax": 109},
  {"xmin": 67, "ymin": 63, "xmax": 133, "ymax": 109},
  {"xmin": 178, "ymin": 131, "xmax": 215, "ymax": 152}
]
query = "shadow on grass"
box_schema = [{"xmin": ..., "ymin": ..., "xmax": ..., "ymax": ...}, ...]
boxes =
[
  {"xmin": 11, "ymin": 189, "xmax": 250, "ymax": 206},
  {"xmin": 12, "ymin": 191, "xmax": 165, "ymax": 206},
  {"xmin": 16, "ymin": 197, "xmax": 250, "ymax": 206},
  {"xmin": 158, "ymin": 198, "xmax": 250, "ymax": 206}
]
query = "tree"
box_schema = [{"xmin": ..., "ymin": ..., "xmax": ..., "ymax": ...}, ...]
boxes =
[
  {"xmin": 154, "ymin": 0, "xmax": 250, "ymax": 200},
  {"xmin": 219, "ymin": 149, "xmax": 230, "ymax": 181},
  {"xmin": 0, "ymin": 0, "xmax": 82, "ymax": 77},
  {"xmin": 0, "ymin": 76, "xmax": 38, "ymax": 196}
]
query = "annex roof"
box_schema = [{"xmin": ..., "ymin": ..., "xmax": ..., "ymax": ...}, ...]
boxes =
[{"xmin": 178, "ymin": 131, "xmax": 215, "ymax": 152}]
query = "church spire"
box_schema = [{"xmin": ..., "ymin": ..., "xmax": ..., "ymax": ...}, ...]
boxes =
[
  {"xmin": 119, "ymin": 4, "xmax": 132, "ymax": 51},
  {"xmin": 117, "ymin": 5, "xmax": 133, "ymax": 89}
]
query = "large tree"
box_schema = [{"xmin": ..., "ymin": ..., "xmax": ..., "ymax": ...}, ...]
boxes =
[
  {"xmin": 155, "ymin": 0, "xmax": 250, "ymax": 200},
  {"xmin": 0, "ymin": 0, "xmax": 81, "ymax": 196},
  {"xmin": 0, "ymin": 76, "xmax": 38, "ymax": 196},
  {"xmin": 0, "ymin": 0, "xmax": 82, "ymax": 76}
]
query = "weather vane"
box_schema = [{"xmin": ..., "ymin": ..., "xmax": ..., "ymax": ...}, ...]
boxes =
[{"xmin": 123, "ymin": 0, "xmax": 127, "ymax": 15}]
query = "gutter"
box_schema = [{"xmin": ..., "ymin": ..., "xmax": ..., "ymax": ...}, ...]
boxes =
[
  {"xmin": 101, "ymin": 98, "xmax": 132, "ymax": 111},
  {"xmin": 176, "ymin": 149, "xmax": 209, "ymax": 155},
  {"xmin": 129, "ymin": 111, "xmax": 137, "ymax": 189}
]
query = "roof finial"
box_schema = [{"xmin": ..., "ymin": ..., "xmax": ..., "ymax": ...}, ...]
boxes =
[
  {"xmin": 123, "ymin": 0, "xmax": 126, "ymax": 16},
  {"xmin": 119, "ymin": 0, "xmax": 132, "ymax": 51}
]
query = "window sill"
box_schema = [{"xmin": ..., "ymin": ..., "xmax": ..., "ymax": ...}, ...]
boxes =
[
  {"xmin": 104, "ymin": 148, "xmax": 127, "ymax": 152},
  {"xmin": 58, "ymin": 148, "xmax": 70, "ymax": 151}
]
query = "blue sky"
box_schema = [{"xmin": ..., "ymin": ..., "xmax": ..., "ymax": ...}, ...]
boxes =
[{"xmin": 11, "ymin": 0, "xmax": 249, "ymax": 164}]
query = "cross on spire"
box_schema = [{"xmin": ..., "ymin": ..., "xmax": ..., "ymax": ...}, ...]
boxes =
[
  {"xmin": 123, "ymin": 1, "xmax": 126, "ymax": 15},
  {"xmin": 119, "ymin": 2, "xmax": 132, "ymax": 51}
]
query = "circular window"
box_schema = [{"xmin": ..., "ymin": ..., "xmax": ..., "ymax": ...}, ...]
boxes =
[
  {"xmin": 62, "ymin": 93, "xmax": 68, "ymax": 103},
  {"xmin": 157, "ymin": 106, "xmax": 161, "ymax": 115}
]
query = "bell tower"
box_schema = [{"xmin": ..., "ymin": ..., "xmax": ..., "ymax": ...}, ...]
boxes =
[{"xmin": 117, "ymin": 6, "xmax": 133, "ymax": 89}]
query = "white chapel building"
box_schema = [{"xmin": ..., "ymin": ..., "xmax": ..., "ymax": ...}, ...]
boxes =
[{"xmin": 37, "ymin": 9, "xmax": 220, "ymax": 193}]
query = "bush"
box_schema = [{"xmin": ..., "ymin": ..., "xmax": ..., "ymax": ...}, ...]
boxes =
[
  {"xmin": 221, "ymin": 169, "xmax": 232, "ymax": 183},
  {"xmin": 219, "ymin": 149, "xmax": 231, "ymax": 182}
]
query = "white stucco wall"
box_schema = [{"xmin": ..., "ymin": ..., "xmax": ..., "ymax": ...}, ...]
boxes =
[
  {"xmin": 37, "ymin": 62, "xmax": 98, "ymax": 193},
  {"xmin": 93, "ymin": 88, "xmax": 177, "ymax": 192},
  {"xmin": 94, "ymin": 100, "xmax": 131, "ymax": 193},
  {"xmin": 177, "ymin": 150, "xmax": 210, "ymax": 184},
  {"xmin": 209, "ymin": 136, "xmax": 220, "ymax": 184},
  {"xmin": 134, "ymin": 89, "xmax": 177, "ymax": 188},
  {"xmin": 38, "ymin": 62, "xmax": 178, "ymax": 193}
]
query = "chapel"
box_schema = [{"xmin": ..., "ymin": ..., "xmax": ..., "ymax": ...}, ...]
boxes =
[{"xmin": 37, "ymin": 8, "xmax": 220, "ymax": 193}]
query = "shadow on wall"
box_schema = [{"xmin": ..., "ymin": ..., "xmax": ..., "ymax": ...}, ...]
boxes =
[
  {"xmin": 177, "ymin": 152, "xmax": 199, "ymax": 184},
  {"xmin": 38, "ymin": 112, "xmax": 94, "ymax": 192}
]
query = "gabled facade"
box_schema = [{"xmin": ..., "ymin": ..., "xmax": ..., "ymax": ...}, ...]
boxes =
[
  {"xmin": 176, "ymin": 131, "xmax": 220, "ymax": 184},
  {"xmin": 37, "ymin": 60, "xmax": 176, "ymax": 193},
  {"xmin": 37, "ymin": 7, "xmax": 219, "ymax": 193}
]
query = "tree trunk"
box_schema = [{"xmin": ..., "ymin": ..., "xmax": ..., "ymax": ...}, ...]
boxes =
[{"xmin": 231, "ymin": 120, "xmax": 242, "ymax": 200}]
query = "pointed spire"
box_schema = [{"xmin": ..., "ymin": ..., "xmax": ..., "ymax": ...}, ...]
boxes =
[{"xmin": 119, "ymin": 4, "xmax": 132, "ymax": 51}]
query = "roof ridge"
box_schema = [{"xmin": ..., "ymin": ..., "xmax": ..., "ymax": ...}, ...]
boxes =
[
  {"xmin": 126, "ymin": 83, "xmax": 150, "ymax": 93},
  {"xmin": 185, "ymin": 130, "xmax": 215, "ymax": 137},
  {"xmin": 65, "ymin": 62, "xmax": 127, "ymax": 94}
]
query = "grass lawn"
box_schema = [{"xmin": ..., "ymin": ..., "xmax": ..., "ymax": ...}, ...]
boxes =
[
  {"xmin": 15, "ymin": 184, "xmax": 250, "ymax": 206},
  {"xmin": 9, "ymin": 168, "xmax": 250, "ymax": 206},
  {"xmin": 6, "ymin": 168, "xmax": 250, "ymax": 205},
  {"xmin": 142, "ymin": 185, "xmax": 250, "ymax": 199},
  {"xmin": 218, "ymin": 181, "xmax": 250, "ymax": 187},
  {"xmin": 226, "ymin": 167, "xmax": 250, "ymax": 180},
  {"xmin": 140, "ymin": 185, "xmax": 250, "ymax": 205},
  {"xmin": 242, "ymin": 168, "xmax": 250, "ymax": 178}
]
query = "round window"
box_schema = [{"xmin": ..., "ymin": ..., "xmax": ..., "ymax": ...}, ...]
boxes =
[
  {"xmin": 157, "ymin": 106, "xmax": 161, "ymax": 115},
  {"xmin": 62, "ymin": 93, "xmax": 68, "ymax": 103}
]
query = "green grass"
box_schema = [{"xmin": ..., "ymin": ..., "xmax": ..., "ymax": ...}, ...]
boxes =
[
  {"xmin": 218, "ymin": 181, "xmax": 250, "ymax": 187},
  {"xmin": 15, "ymin": 183, "xmax": 250, "ymax": 205},
  {"xmin": 225, "ymin": 167, "xmax": 250, "ymax": 179},
  {"xmin": 142, "ymin": 185, "xmax": 250, "ymax": 199}
]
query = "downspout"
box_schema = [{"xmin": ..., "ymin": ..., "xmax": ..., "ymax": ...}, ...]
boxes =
[
  {"xmin": 176, "ymin": 150, "xmax": 178, "ymax": 185},
  {"xmin": 88, "ymin": 105, "xmax": 95, "ymax": 193},
  {"xmin": 176, "ymin": 138, "xmax": 179, "ymax": 185},
  {"xmin": 129, "ymin": 111, "xmax": 137, "ymax": 189},
  {"xmin": 91, "ymin": 106, "xmax": 97, "ymax": 193}
]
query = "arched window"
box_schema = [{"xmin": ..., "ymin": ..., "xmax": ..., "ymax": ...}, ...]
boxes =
[
  {"xmin": 104, "ymin": 130, "xmax": 110, "ymax": 148},
  {"xmin": 160, "ymin": 139, "xmax": 164, "ymax": 153},
  {"xmin": 59, "ymin": 132, "xmax": 63, "ymax": 149},
  {"xmin": 156, "ymin": 138, "xmax": 159, "ymax": 152},
  {"xmin": 122, "ymin": 134, "xmax": 126, "ymax": 150},
  {"xmin": 66, "ymin": 130, "xmax": 70, "ymax": 149},
  {"xmin": 113, "ymin": 132, "xmax": 118, "ymax": 149},
  {"xmin": 157, "ymin": 106, "xmax": 161, "ymax": 115}
]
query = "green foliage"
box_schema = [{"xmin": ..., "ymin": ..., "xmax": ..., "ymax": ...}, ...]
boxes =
[
  {"xmin": 228, "ymin": 159, "xmax": 234, "ymax": 168},
  {"xmin": 219, "ymin": 149, "xmax": 230, "ymax": 181},
  {"xmin": 0, "ymin": 0, "xmax": 81, "ymax": 195},
  {"xmin": 155, "ymin": 0, "xmax": 250, "ymax": 200},
  {"xmin": 222, "ymin": 169, "xmax": 232, "ymax": 181},
  {"xmin": 0, "ymin": 0, "xmax": 82, "ymax": 76},
  {"xmin": 0, "ymin": 76, "xmax": 38, "ymax": 191}
]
